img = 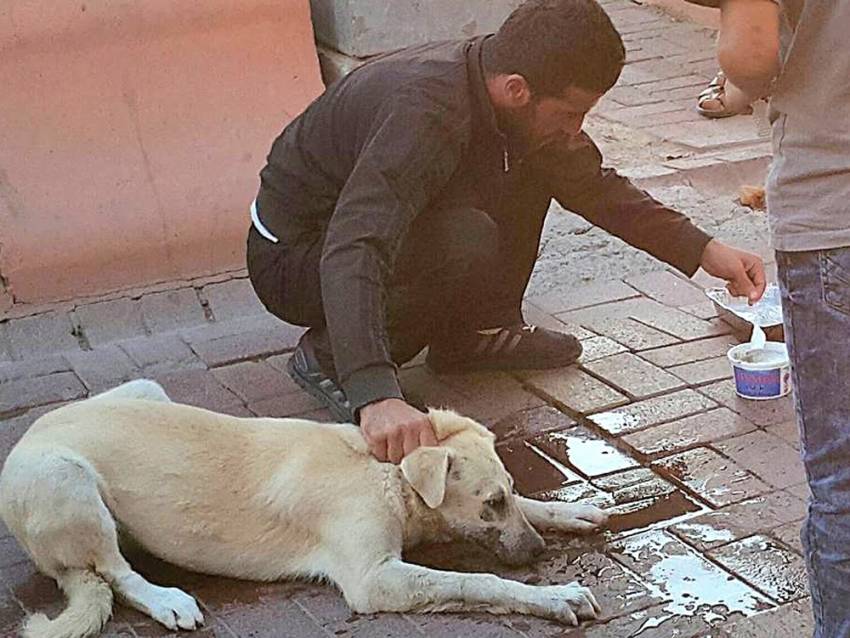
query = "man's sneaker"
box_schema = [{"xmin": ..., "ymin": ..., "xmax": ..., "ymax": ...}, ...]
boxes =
[
  {"xmin": 426, "ymin": 324, "xmax": 582, "ymax": 373},
  {"xmin": 286, "ymin": 332, "xmax": 353, "ymax": 422}
]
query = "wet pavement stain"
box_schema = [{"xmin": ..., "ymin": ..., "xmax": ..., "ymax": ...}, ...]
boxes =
[
  {"xmin": 589, "ymin": 389, "xmax": 718, "ymax": 437},
  {"xmin": 497, "ymin": 439, "xmax": 582, "ymax": 496},
  {"xmin": 531, "ymin": 427, "xmax": 640, "ymax": 478},
  {"xmin": 611, "ymin": 530, "xmax": 774, "ymax": 631},
  {"xmin": 489, "ymin": 405, "xmax": 575, "ymax": 442},
  {"xmin": 653, "ymin": 447, "xmax": 772, "ymax": 507},
  {"xmin": 606, "ymin": 492, "xmax": 703, "ymax": 535},
  {"xmin": 708, "ymin": 535, "xmax": 809, "ymax": 604},
  {"xmin": 592, "ymin": 468, "xmax": 677, "ymax": 505}
]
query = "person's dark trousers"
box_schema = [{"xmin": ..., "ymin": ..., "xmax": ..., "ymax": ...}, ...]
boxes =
[
  {"xmin": 777, "ymin": 247, "xmax": 850, "ymax": 638},
  {"xmin": 246, "ymin": 200, "xmax": 549, "ymax": 376}
]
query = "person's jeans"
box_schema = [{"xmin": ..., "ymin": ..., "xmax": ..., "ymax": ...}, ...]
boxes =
[{"xmin": 777, "ymin": 247, "xmax": 850, "ymax": 638}]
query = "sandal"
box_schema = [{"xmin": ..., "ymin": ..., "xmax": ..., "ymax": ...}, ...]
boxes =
[{"xmin": 696, "ymin": 72, "xmax": 754, "ymax": 119}]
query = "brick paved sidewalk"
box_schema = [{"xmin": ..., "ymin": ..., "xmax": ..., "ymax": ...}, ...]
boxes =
[
  {"xmin": 0, "ymin": 270, "xmax": 812, "ymax": 638},
  {"xmin": 0, "ymin": 2, "xmax": 808, "ymax": 637}
]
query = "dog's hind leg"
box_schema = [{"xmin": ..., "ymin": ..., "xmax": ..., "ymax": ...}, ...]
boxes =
[{"xmin": 0, "ymin": 451, "xmax": 202, "ymax": 635}]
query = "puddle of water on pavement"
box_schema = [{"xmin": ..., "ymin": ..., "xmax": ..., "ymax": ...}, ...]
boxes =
[
  {"xmin": 607, "ymin": 491, "xmax": 702, "ymax": 535},
  {"xmin": 616, "ymin": 532, "xmax": 773, "ymax": 634},
  {"xmin": 658, "ymin": 452, "xmax": 758, "ymax": 505},
  {"xmin": 589, "ymin": 411, "xmax": 642, "ymax": 436},
  {"xmin": 526, "ymin": 443, "xmax": 584, "ymax": 484},
  {"xmin": 671, "ymin": 521, "xmax": 738, "ymax": 547},
  {"xmin": 533, "ymin": 429, "xmax": 639, "ymax": 477},
  {"xmin": 497, "ymin": 440, "xmax": 582, "ymax": 495}
]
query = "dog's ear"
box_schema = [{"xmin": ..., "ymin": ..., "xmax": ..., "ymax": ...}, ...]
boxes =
[{"xmin": 400, "ymin": 447, "xmax": 451, "ymax": 509}]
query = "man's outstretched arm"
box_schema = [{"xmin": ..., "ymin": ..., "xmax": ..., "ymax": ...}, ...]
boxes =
[{"xmin": 544, "ymin": 135, "xmax": 766, "ymax": 302}]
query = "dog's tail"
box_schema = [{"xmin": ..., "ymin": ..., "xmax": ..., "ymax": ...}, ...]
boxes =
[
  {"xmin": 23, "ymin": 570, "xmax": 113, "ymax": 638},
  {"xmin": 90, "ymin": 379, "xmax": 171, "ymax": 404}
]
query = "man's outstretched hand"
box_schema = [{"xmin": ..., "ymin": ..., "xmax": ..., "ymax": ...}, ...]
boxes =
[
  {"xmin": 700, "ymin": 239, "xmax": 766, "ymax": 304},
  {"xmin": 359, "ymin": 398, "xmax": 438, "ymax": 464}
]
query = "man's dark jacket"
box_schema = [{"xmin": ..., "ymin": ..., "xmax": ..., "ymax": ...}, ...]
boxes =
[{"xmin": 255, "ymin": 35, "xmax": 712, "ymax": 413}]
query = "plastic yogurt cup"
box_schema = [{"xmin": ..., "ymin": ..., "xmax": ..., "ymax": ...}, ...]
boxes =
[{"xmin": 727, "ymin": 341, "xmax": 791, "ymax": 400}]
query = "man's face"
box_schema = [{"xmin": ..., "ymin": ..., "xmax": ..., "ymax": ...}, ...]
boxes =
[{"xmin": 516, "ymin": 85, "xmax": 603, "ymax": 149}]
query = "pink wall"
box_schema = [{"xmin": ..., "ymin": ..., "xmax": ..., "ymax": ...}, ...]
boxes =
[{"xmin": 0, "ymin": 0, "xmax": 324, "ymax": 307}]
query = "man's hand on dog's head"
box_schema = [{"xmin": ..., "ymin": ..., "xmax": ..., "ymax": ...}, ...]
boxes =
[{"xmin": 359, "ymin": 398, "xmax": 438, "ymax": 464}]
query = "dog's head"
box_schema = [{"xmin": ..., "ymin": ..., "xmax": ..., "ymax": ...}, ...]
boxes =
[{"xmin": 400, "ymin": 409, "xmax": 545, "ymax": 565}]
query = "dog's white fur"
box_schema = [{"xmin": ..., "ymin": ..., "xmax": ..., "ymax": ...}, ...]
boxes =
[{"xmin": 0, "ymin": 380, "xmax": 608, "ymax": 638}]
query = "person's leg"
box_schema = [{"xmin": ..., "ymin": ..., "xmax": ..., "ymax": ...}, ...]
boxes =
[
  {"xmin": 386, "ymin": 206, "xmax": 504, "ymax": 362},
  {"xmin": 248, "ymin": 220, "xmax": 353, "ymax": 419},
  {"xmin": 247, "ymin": 205, "xmax": 506, "ymax": 370},
  {"xmin": 777, "ymin": 247, "xmax": 850, "ymax": 638},
  {"xmin": 392, "ymin": 201, "xmax": 581, "ymax": 373}
]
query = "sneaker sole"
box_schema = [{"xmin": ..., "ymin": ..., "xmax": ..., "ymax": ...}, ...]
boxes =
[{"xmin": 286, "ymin": 355, "xmax": 353, "ymax": 423}]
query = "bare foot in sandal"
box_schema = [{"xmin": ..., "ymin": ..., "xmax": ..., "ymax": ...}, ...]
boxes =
[{"xmin": 697, "ymin": 71, "xmax": 754, "ymax": 118}]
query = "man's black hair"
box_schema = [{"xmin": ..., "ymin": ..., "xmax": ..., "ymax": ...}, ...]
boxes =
[{"xmin": 483, "ymin": 0, "xmax": 626, "ymax": 97}]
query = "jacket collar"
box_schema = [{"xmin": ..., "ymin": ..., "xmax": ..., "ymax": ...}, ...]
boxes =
[{"xmin": 466, "ymin": 35, "xmax": 507, "ymax": 144}]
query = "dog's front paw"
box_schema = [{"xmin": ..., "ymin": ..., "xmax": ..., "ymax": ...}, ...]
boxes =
[
  {"xmin": 539, "ymin": 583, "xmax": 600, "ymax": 625},
  {"xmin": 142, "ymin": 586, "xmax": 205, "ymax": 631},
  {"xmin": 546, "ymin": 502, "xmax": 608, "ymax": 534}
]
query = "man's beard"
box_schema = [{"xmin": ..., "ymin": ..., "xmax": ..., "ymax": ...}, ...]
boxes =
[{"xmin": 499, "ymin": 102, "xmax": 538, "ymax": 153}]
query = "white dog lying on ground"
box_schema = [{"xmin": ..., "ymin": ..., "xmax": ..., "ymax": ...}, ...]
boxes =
[{"xmin": 0, "ymin": 379, "xmax": 608, "ymax": 638}]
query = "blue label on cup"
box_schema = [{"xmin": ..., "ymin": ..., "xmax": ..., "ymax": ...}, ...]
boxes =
[{"xmin": 734, "ymin": 367, "xmax": 781, "ymax": 397}]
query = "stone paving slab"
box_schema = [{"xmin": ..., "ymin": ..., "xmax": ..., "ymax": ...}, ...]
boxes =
[
  {"xmin": 712, "ymin": 430, "xmax": 807, "ymax": 490},
  {"xmin": 640, "ymin": 335, "xmax": 738, "ymax": 368},
  {"xmin": 668, "ymin": 355, "xmax": 732, "ymax": 386},
  {"xmin": 578, "ymin": 335, "xmax": 629, "ymax": 362},
  {"xmin": 654, "ymin": 447, "xmax": 773, "ymax": 507},
  {"xmin": 434, "ymin": 370, "xmax": 548, "ymax": 423},
  {"xmin": 609, "ymin": 530, "xmax": 774, "ymax": 626},
  {"xmin": 589, "ymin": 388, "xmax": 718, "ymax": 436},
  {"xmin": 622, "ymin": 407, "xmax": 756, "ymax": 459},
  {"xmin": 770, "ymin": 520, "xmax": 805, "ymax": 555},
  {"xmin": 140, "ymin": 288, "xmax": 208, "ymax": 334},
  {"xmin": 0, "ymin": 371, "xmax": 86, "ymax": 416},
  {"xmin": 5, "ymin": 311, "xmax": 79, "ymax": 359},
  {"xmin": 669, "ymin": 490, "xmax": 806, "ymax": 552},
  {"xmin": 624, "ymin": 270, "xmax": 709, "ymax": 308},
  {"xmin": 73, "ymin": 297, "xmax": 148, "ymax": 346},
  {"xmin": 583, "ymin": 352, "xmax": 686, "ymax": 399},
  {"xmin": 202, "ymin": 278, "xmax": 268, "ymax": 322},
  {"xmin": 187, "ymin": 320, "xmax": 304, "ymax": 368},
  {"xmin": 118, "ymin": 333, "xmax": 205, "ymax": 375},
  {"xmin": 717, "ymin": 598, "xmax": 813, "ymax": 637},
  {"xmin": 708, "ymin": 535, "xmax": 809, "ymax": 604},
  {"xmin": 521, "ymin": 302, "xmax": 596, "ymax": 341},
  {"xmin": 527, "ymin": 279, "xmax": 639, "ymax": 315},
  {"xmin": 699, "ymin": 380, "xmax": 796, "ymax": 427},
  {"xmin": 0, "ymin": 355, "xmax": 70, "ymax": 385},
  {"xmin": 65, "ymin": 345, "xmax": 142, "ymax": 393},
  {"xmin": 490, "ymin": 406, "xmax": 576, "ymax": 443},
  {"xmin": 519, "ymin": 366, "xmax": 630, "ymax": 416}
]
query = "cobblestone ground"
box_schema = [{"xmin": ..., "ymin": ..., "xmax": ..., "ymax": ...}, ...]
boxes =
[{"xmin": 0, "ymin": 1, "xmax": 811, "ymax": 637}]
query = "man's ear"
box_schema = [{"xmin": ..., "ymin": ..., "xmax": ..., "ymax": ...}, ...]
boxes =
[
  {"xmin": 400, "ymin": 447, "xmax": 451, "ymax": 509},
  {"xmin": 504, "ymin": 74, "xmax": 532, "ymax": 107}
]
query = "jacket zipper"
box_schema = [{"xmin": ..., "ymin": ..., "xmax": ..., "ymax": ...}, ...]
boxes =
[{"xmin": 503, "ymin": 148, "xmax": 510, "ymax": 173}]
